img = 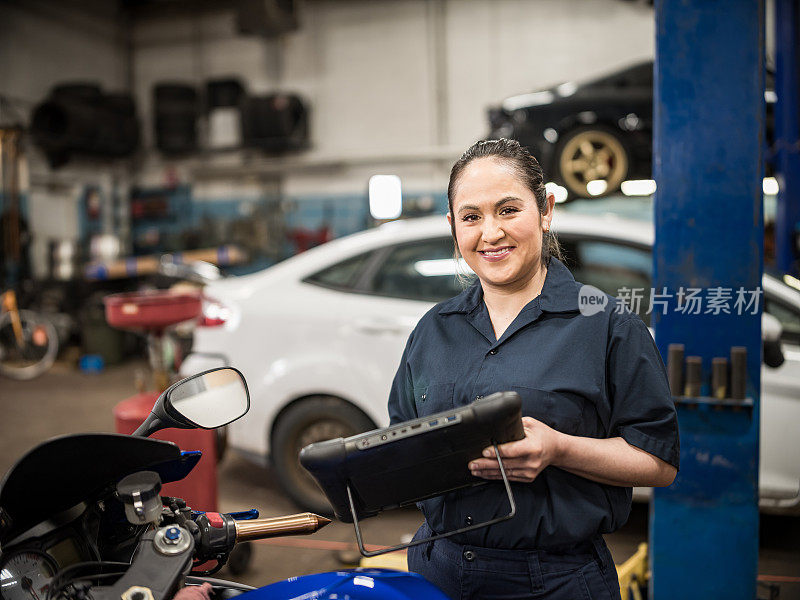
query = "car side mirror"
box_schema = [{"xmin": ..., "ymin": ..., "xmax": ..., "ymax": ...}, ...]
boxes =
[
  {"xmin": 133, "ymin": 367, "xmax": 250, "ymax": 437},
  {"xmin": 762, "ymin": 313, "xmax": 785, "ymax": 369}
]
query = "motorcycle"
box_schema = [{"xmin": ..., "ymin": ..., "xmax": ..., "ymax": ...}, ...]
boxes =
[{"xmin": 0, "ymin": 367, "xmax": 448, "ymax": 600}]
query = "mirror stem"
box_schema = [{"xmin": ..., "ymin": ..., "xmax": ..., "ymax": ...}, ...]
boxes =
[{"xmin": 132, "ymin": 412, "xmax": 167, "ymax": 437}]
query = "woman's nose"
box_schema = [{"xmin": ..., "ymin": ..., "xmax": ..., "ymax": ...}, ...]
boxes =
[{"xmin": 481, "ymin": 218, "xmax": 504, "ymax": 244}]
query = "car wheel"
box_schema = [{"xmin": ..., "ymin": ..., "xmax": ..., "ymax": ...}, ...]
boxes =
[
  {"xmin": 271, "ymin": 396, "xmax": 375, "ymax": 514},
  {"xmin": 555, "ymin": 126, "xmax": 630, "ymax": 198}
]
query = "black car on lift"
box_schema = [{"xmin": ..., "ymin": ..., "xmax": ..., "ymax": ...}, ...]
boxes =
[
  {"xmin": 487, "ymin": 61, "xmax": 653, "ymax": 199},
  {"xmin": 487, "ymin": 60, "xmax": 775, "ymax": 199}
]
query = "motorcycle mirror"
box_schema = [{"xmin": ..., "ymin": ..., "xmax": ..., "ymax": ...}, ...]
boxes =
[{"xmin": 133, "ymin": 367, "xmax": 250, "ymax": 437}]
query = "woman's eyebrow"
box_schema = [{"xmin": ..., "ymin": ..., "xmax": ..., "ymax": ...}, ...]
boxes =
[{"xmin": 456, "ymin": 196, "xmax": 523, "ymax": 214}]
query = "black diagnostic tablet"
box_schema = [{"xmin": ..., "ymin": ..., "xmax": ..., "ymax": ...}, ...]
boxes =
[{"xmin": 299, "ymin": 391, "xmax": 524, "ymax": 522}]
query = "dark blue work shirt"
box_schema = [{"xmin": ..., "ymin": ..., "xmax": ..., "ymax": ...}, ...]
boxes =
[{"xmin": 388, "ymin": 258, "xmax": 679, "ymax": 550}]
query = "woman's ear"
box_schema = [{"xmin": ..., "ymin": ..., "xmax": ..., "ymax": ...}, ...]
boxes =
[
  {"xmin": 446, "ymin": 212, "xmax": 453, "ymax": 228},
  {"xmin": 543, "ymin": 193, "xmax": 555, "ymax": 231}
]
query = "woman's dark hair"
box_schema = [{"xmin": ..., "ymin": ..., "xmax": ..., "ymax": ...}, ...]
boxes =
[{"xmin": 447, "ymin": 138, "xmax": 562, "ymax": 268}]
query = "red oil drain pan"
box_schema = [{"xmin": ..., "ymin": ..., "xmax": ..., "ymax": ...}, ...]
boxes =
[{"xmin": 104, "ymin": 290, "xmax": 203, "ymax": 332}]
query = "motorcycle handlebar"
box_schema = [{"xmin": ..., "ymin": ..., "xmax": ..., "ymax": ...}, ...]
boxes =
[
  {"xmin": 233, "ymin": 513, "xmax": 332, "ymax": 542},
  {"xmin": 193, "ymin": 512, "xmax": 331, "ymax": 562}
]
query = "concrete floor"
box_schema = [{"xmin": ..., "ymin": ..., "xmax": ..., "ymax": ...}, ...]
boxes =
[{"xmin": 1, "ymin": 359, "xmax": 798, "ymax": 598}]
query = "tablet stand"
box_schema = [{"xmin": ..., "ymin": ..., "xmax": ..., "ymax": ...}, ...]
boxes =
[{"xmin": 346, "ymin": 442, "xmax": 516, "ymax": 557}]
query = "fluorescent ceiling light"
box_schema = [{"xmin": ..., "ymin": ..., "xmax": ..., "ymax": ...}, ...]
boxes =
[
  {"xmin": 586, "ymin": 180, "xmax": 608, "ymax": 196},
  {"xmin": 621, "ymin": 179, "xmax": 657, "ymax": 196},
  {"xmin": 763, "ymin": 177, "xmax": 779, "ymax": 196}
]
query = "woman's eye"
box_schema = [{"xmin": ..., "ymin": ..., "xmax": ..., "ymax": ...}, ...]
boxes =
[
  {"xmin": 461, "ymin": 214, "xmax": 479, "ymax": 222},
  {"xmin": 500, "ymin": 206, "xmax": 520, "ymax": 215}
]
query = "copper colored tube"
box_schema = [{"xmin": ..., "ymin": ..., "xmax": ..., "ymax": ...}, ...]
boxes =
[
  {"xmin": 684, "ymin": 356, "xmax": 702, "ymax": 397},
  {"xmin": 712, "ymin": 357, "xmax": 728, "ymax": 399},
  {"xmin": 234, "ymin": 513, "xmax": 332, "ymax": 542}
]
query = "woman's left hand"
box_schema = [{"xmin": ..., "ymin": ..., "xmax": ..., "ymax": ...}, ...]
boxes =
[{"xmin": 469, "ymin": 416, "xmax": 564, "ymax": 483}]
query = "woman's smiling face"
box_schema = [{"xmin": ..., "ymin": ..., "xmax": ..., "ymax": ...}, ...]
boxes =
[{"xmin": 448, "ymin": 157, "xmax": 552, "ymax": 291}]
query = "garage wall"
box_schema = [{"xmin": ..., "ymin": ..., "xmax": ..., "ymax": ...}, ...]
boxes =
[
  {"xmin": 1, "ymin": 0, "xmax": 655, "ymax": 275},
  {"xmin": 132, "ymin": 0, "xmax": 655, "ymax": 195},
  {"xmin": 0, "ymin": 0, "xmax": 128, "ymax": 112},
  {"xmin": 0, "ymin": 0, "xmax": 130, "ymax": 278},
  {"xmin": 446, "ymin": 0, "xmax": 654, "ymax": 150}
]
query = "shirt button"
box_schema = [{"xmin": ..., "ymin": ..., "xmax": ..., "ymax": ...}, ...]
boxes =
[
  {"xmin": 463, "ymin": 550, "xmax": 475, "ymax": 562},
  {"xmin": 475, "ymin": 395, "xmax": 483, "ymax": 401},
  {"xmin": 489, "ymin": 349, "xmax": 498, "ymax": 355},
  {"xmin": 421, "ymin": 393, "xmax": 426, "ymax": 401},
  {"xmin": 465, "ymin": 515, "xmax": 473, "ymax": 525}
]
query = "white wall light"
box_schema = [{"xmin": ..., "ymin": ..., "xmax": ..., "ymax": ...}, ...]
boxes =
[{"xmin": 369, "ymin": 175, "xmax": 403, "ymax": 220}]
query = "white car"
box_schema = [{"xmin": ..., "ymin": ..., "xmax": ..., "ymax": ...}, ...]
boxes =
[{"xmin": 181, "ymin": 212, "xmax": 800, "ymax": 515}]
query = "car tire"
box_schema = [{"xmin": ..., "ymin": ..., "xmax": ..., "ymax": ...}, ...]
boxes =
[
  {"xmin": 555, "ymin": 125, "xmax": 630, "ymax": 198},
  {"xmin": 271, "ymin": 396, "xmax": 375, "ymax": 514}
]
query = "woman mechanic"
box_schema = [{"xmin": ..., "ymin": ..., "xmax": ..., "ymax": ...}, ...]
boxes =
[{"xmin": 388, "ymin": 139, "xmax": 679, "ymax": 600}]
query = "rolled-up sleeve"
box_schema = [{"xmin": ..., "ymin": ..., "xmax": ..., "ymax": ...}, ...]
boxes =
[
  {"xmin": 388, "ymin": 329, "xmax": 417, "ymax": 425},
  {"xmin": 607, "ymin": 316, "xmax": 680, "ymax": 469}
]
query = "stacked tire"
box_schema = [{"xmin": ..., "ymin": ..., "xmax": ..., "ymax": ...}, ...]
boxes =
[
  {"xmin": 153, "ymin": 83, "xmax": 200, "ymax": 155},
  {"xmin": 241, "ymin": 94, "xmax": 309, "ymax": 152},
  {"xmin": 31, "ymin": 83, "xmax": 140, "ymax": 168}
]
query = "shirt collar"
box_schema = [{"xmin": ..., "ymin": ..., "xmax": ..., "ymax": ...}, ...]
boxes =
[{"xmin": 437, "ymin": 257, "xmax": 580, "ymax": 315}]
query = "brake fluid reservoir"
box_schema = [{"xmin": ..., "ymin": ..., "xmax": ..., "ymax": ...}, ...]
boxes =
[{"xmin": 116, "ymin": 471, "xmax": 163, "ymax": 525}]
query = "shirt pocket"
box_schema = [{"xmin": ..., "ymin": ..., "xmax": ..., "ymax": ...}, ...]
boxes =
[
  {"xmin": 510, "ymin": 386, "xmax": 584, "ymax": 435},
  {"xmin": 414, "ymin": 382, "xmax": 455, "ymax": 416}
]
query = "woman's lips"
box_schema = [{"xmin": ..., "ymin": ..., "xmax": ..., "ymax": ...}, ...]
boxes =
[{"xmin": 478, "ymin": 247, "xmax": 515, "ymax": 262}]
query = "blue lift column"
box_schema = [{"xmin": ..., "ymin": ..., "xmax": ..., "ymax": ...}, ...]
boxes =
[
  {"xmin": 775, "ymin": 0, "xmax": 800, "ymax": 277},
  {"xmin": 651, "ymin": 2, "xmax": 764, "ymax": 599}
]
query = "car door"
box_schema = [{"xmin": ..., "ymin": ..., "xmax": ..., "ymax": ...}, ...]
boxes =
[
  {"xmin": 760, "ymin": 292, "xmax": 800, "ymax": 507},
  {"xmin": 329, "ymin": 236, "xmax": 468, "ymax": 426}
]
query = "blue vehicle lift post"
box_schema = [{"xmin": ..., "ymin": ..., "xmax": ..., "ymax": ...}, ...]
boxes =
[
  {"xmin": 775, "ymin": 0, "xmax": 800, "ymax": 277},
  {"xmin": 651, "ymin": 1, "xmax": 764, "ymax": 599}
]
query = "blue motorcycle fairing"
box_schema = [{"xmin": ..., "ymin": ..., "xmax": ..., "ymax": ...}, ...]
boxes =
[
  {"xmin": 238, "ymin": 568, "xmax": 449, "ymax": 600},
  {"xmin": 152, "ymin": 451, "xmax": 203, "ymax": 484}
]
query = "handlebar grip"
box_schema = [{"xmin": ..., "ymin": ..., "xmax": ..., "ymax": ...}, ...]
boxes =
[
  {"xmin": 193, "ymin": 512, "xmax": 331, "ymax": 561},
  {"xmin": 234, "ymin": 513, "xmax": 332, "ymax": 542}
]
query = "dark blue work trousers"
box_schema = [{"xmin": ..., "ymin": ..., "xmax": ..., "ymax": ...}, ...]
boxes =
[{"xmin": 407, "ymin": 522, "xmax": 622, "ymax": 600}]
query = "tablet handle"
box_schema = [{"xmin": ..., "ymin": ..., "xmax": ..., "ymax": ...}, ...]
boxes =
[{"xmin": 346, "ymin": 442, "xmax": 516, "ymax": 558}]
